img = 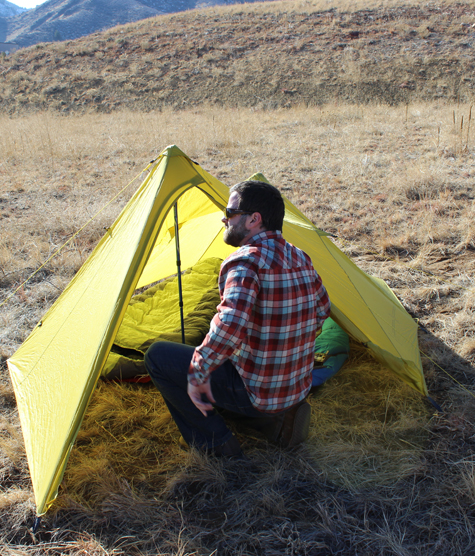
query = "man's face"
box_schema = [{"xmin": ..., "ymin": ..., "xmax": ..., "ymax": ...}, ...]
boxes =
[{"xmin": 222, "ymin": 192, "xmax": 250, "ymax": 247}]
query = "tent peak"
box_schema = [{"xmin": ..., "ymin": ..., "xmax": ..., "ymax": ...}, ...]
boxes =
[{"xmin": 162, "ymin": 145, "xmax": 191, "ymax": 160}]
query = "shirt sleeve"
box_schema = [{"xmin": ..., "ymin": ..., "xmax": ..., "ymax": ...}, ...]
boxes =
[
  {"xmin": 188, "ymin": 259, "xmax": 259, "ymax": 385},
  {"xmin": 315, "ymin": 274, "xmax": 331, "ymax": 331}
]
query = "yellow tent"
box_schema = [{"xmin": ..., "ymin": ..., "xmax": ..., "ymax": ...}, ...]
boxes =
[{"xmin": 7, "ymin": 145, "xmax": 427, "ymax": 516}]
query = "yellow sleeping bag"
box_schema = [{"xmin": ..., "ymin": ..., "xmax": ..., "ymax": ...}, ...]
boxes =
[{"xmin": 102, "ymin": 257, "xmax": 222, "ymax": 381}]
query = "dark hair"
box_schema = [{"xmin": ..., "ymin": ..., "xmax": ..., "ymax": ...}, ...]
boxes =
[{"xmin": 230, "ymin": 180, "xmax": 285, "ymax": 231}]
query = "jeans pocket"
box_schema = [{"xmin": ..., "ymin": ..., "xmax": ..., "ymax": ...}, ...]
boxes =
[{"xmin": 222, "ymin": 385, "xmax": 256, "ymax": 414}]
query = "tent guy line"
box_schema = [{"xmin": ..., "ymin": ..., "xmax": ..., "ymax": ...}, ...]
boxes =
[
  {"xmin": 420, "ymin": 349, "xmax": 474, "ymax": 403},
  {"xmin": 0, "ymin": 163, "xmax": 153, "ymax": 311},
  {"xmin": 336, "ymin": 234, "xmax": 473, "ymax": 296}
]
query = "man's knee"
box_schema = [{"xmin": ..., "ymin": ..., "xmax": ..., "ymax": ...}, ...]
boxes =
[
  {"xmin": 144, "ymin": 341, "xmax": 192, "ymax": 384},
  {"xmin": 144, "ymin": 341, "xmax": 168, "ymax": 381}
]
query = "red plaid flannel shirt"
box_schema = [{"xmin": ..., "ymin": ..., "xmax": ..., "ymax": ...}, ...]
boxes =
[{"xmin": 189, "ymin": 231, "xmax": 331, "ymax": 412}]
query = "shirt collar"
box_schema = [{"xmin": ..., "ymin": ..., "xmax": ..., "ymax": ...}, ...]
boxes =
[{"xmin": 245, "ymin": 230, "xmax": 283, "ymax": 246}]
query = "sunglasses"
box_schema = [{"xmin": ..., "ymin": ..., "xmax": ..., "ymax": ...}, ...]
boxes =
[{"xmin": 224, "ymin": 208, "xmax": 254, "ymax": 219}]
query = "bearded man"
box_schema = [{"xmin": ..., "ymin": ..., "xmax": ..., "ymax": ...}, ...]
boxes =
[{"xmin": 145, "ymin": 180, "xmax": 330, "ymax": 458}]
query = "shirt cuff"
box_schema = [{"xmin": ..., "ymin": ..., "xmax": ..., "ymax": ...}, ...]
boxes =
[{"xmin": 188, "ymin": 359, "xmax": 209, "ymax": 386}]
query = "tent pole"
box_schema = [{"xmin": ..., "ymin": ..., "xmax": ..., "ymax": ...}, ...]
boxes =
[{"xmin": 174, "ymin": 203, "xmax": 185, "ymax": 344}]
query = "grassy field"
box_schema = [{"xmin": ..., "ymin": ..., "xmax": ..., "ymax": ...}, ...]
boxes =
[
  {"xmin": 1, "ymin": 0, "xmax": 475, "ymax": 554},
  {"xmin": 1, "ymin": 102, "xmax": 474, "ymax": 555}
]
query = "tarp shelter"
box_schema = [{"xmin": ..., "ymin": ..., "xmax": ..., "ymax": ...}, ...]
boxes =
[{"xmin": 7, "ymin": 145, "xmax": 427, "ymax": 516}]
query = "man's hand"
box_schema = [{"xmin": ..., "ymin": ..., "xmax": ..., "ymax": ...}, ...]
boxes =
[{"xmin": 187, "ymin": 380, "xmax": 216, "ymax": 416}]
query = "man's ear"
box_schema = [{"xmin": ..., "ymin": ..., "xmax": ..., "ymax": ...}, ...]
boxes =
[{"xmin": 248, "ymin": 211, "xmax": 264, "ymax": 230}]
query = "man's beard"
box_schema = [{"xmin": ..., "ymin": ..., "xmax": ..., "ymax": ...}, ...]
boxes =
[{"xmin": 223, "ymin": 216, "xmax": 248, "ymax": 247}]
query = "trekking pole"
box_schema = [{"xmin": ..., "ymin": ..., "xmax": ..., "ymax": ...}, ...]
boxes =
[{"xmin": 174, "ymin": 202, "xmax": 186, "ymax": 344}]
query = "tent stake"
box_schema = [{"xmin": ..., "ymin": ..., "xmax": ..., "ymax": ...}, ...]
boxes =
[
  {"xmin": 174, "ymin": 203, "xmax": 185, "ymax": 344},
  {"xmin": 426, "ymin": 396, "xmax": 443, "ymax": 413},
  {"xmin": 32, "ymin": 516, "xmax": 42, "ymax": 534}
]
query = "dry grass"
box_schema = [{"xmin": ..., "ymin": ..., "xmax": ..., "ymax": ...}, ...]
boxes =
[
  {"xmin": 1, "ymin": 102, "xmax": 474, "ymax": 554},
  {"xmin": 2, "ymin": 364, "xmax": 431, "ymax": 554}
]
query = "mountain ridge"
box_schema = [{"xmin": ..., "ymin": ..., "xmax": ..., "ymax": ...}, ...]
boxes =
[
  {"xmin": 0, "ymin": 0, "xmax": 26, "ymax": 19},
  {"xmin": 2, "ymin": 0, "xmax": 270, "ymax": 47}
]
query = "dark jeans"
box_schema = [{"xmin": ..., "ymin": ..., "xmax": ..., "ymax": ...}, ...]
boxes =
[{"xmin": 144, "ymin": 341, "xmax": 284, "ymax": 450}]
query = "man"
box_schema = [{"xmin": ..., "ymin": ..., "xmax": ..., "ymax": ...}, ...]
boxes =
[{"xmin": 145, "ymin": 180, "xmax": 330, "ymax": 457}]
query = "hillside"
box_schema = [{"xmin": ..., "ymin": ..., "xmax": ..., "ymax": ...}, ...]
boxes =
[
  {"xmin": 0, "ymin": 0, "xmax": 26, "ymax": 41},
  {"xmin": 2, "ymin": 0, "xmax": 271, "ymax": 48},
  {"xmin": 1, "ymin": 0, "xmax": 475, "ymax": 114}
]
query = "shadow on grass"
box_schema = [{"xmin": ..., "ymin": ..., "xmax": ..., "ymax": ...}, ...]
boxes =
[
  {"xmin": 419, "ymin": 327, "xmax": 475, "ymax": 410},
  {"xmin": 2, "ymin": 337, "xmax": 475, "ymax": 555}
]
